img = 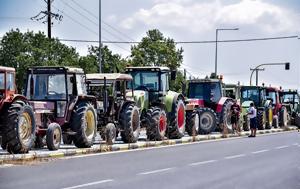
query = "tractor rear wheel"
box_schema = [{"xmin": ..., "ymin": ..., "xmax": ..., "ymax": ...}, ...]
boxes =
[
  {"xmin": 2, "ymin": 101, "xmax": 36, "ymax": 154},
  {"xmin": 120, "ymin": 103, "xmax": 140, "ymax": 143},
  {"xmin": 221, "ymin": 100, "xmax": 234, "ymax": 133},
  {"xmin": 198, "ymin": 108, "xmax": 217, "ymax": 134},
  {"xmin": 168, "ymin": 98, "xmax": 186, "ymax": 139},
  {"xmin": 71, "ymin": 102, "xmax": 97, "ymax": 148},
  {"xmin": 257, "ymin": 110, "xmax": 265, "ymax": 130},
  {"xmin": 46, "ymin": 123, "xmax": 62, "ymax": 151},
  {"xmin": 279, "ymin": 107, "xmax": 288, "ymax": 127},
  {"xmin": 146, "ymin": 106, "xmax": 167, "ymax": 141},
  {"xmin": 186, "ymin": 110, "xmax": 200, "ymax": 136}
]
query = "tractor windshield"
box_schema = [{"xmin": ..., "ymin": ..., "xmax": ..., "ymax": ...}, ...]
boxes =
[
  {"xmin": 266, "ymin": 91, "xmax": 276, "ymax": 105},
  {"xmin": 241, "ymin": 89, "xmax": 260, "ymax": 106},
  {"xmin": 188, "ymin": 82, "xmax": 222, "ymax": 103},
  {"xmin": 127, "ymin": 71, "xmax": 159, "ymax": 91},
  {"xmin": 282, "ymin": 93, "xmax": 299, "ymax": 103},
  {"xmin": 0, "ymin": 73, "xmax": 4, "ymax": 90},
  {"xmin": 26, "ymin": 74, "xmax": 67, "ymax": 100}
]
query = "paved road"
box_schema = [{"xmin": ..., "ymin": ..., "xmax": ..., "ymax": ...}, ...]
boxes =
[{"xmin": 0, "ymin": 132, "xmax": 299, "ymax": 189}]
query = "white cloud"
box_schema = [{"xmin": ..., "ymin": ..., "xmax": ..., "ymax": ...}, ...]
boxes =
[{"xmin": 120, "ymin": 0, "xmax": 300, "ymax": 34}]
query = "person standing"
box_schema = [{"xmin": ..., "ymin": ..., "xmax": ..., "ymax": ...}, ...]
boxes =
[
  {"xmin": 248, "ymin": 102, "xmax": 257, "ymax": 137},
  {"xmin": 230, "ymin": 100, "xmax": 240, "ymax": 134}
]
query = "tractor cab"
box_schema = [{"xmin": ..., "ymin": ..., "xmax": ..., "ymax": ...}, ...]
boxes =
[
  {"xmin": 279, "ymin": 90, "xmax": 300, "ymax": 117},
  {"xmin": 0, "ymin": 66, "xmax": 16, "ymax": 104},
  {"xmin": 126, "ymin": 66, "xmax": 171, "ymax": 108},
  {"xmin": 240, "ymin": 86, "xmax": 266, "ymax": 108},
  {"xmin": 187, "ymin": 78, "xmax": 223, "ymax": 110},
  {"xmin": 265, "ymin": 87, "xmax": 282, "ymax": 115}
]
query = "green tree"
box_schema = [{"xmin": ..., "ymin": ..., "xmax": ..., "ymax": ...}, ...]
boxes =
[
  {"xmin": 130, "ymin": 29, "xmax": 183, "ymax": 70},
  {"xmin": 0, "ymin": 29, "xmax": 79, "ymax": 90},
  {"xmin": 130, "ymin": 29, "xmax": 185, "ymax": 91},
  {"xmin": 79, "ymin": 45, "xmax": 127, "ymax": 74}
]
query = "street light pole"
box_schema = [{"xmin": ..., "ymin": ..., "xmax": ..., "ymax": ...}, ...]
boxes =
[
  {"xmin": 99, "ymin": 0, "xmax": 102, "ymax": 73},
  {"xmin": 249, "ymin": 62, "xmax": 290, "ymax": 86},
  {"xmin": 214, "ymin": 28, "xmax": 239, "ymax": 76}
]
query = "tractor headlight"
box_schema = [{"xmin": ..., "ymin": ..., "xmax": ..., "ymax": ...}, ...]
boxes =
[{"xmin": 57, "ymin": 101, "xmax": 66, "ymax": 117}]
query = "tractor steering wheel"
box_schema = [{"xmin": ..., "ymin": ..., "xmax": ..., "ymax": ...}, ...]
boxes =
[{"xmin": 135, "ymin": 85, "xmax": 149, "ymax": 91}]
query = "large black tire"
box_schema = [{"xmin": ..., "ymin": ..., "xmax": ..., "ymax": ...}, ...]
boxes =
[
  {"xmin": 243, "ymin": 115, "xmax": 250, "ymax": 131},
  {"xmin": 71, "ymin": 102, "xmax": 97, "ymax": 148},
  {"xmin": 2, "ymin": 101, "xmax": 36, "ymax": 154},
  {"xmin": 220, "ymin": 100, "xmax": 234, "ymax": 133},
  {"xmin": 46, "ymin": 123, "xmax": 62, "ymax": 151},
  {"xmin": 295, "ymin": 114, "xmax": 300, "ymax": 128},
  {"xmin": 145, "ymin": 106, "xmax": 167, "ymax": 141},
  {"xmin": 257, "ymin": 110, "xmax": 265, "ymax": 130},
  {"xmin": 185, "ymin": 110, "xmax": 200, "ymax": 136},
  {"xmin": 279, "ymin": 107, "xmax": 288, "ymax": 127},
  {"xmin": 168, "ymin": 98, "xmax": 186, "ymax": 139},
  {"xmin": 198, "ymin": 108, "xmax": 217, "ymax": 134},
  {"xmin": 119, "ymin": 103, "xmax": 140, "ymax": 143}
]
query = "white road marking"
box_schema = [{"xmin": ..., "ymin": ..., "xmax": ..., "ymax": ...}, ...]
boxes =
[
  {"xmin": 138, "ymin": 167, "xmax": 174, "ymax": 175},
  {"xmin": 224, "ymin": 154, "xmax": 246, "ymax": 159},
  {"xmin": 189, "ymin": 160, "xmax": 217, "ymax": 166},
  {"xmin": 275, "ymin": 145, "xmax": 289, "ymax": 149},
  {"xmin": 292, "ymin": 143, "xmax": 299, "ymax": 146},
  {"xmin": 61, "ymin": 179, "xmax": 114, "ymax": 189},
  {"xmin": 251, "ymin": 149, "xmax": 270, "ymax": 154}
]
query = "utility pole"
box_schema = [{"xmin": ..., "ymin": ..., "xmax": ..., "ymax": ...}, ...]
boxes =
[
  {"xmin": 99, "ymin": 0, "xmax": 102, "ymax": 73},
  {"xmin": 250, "ymin": 68, "xmax": 265, "ymax": 86},
  {"xmin": 47, "ymin": 0, "xmax": 51, "ymax": 39},
  {"xmin": 31, "ymin": 0, "xmax": 62, "ymax": 39}
]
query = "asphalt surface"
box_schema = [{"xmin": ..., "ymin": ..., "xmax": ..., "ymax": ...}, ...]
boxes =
[{"xmin": 0, "ymin": 131, "xmax": 299, "ymax": 189}]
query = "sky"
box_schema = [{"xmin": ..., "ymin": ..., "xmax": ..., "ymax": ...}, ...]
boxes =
[{"xmin": 0, "ymin": 0, "xmax": 300, "ymax": 89}]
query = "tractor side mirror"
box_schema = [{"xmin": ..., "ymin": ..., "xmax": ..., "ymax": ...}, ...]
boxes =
[
  {"xmin": 171, "ymin": 70, "xmax": 177, "ymax": 81},
  {"xmin": 285, "ymin": 63, "xmax": 290, "ymax": 70}
]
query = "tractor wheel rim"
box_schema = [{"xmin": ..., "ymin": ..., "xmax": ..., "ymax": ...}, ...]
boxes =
[
  {"xmin": 85, "ymin": 110, "xmax": 95, "ymax": 140},
  {"xmin": 177, "ymin": 104, "xmax": 185, "ymax": 129},
  {"xmin": 194, "ymin": 113, "xmax": 200, "ymax": 132},
  {"xmin": 18, "ymin": 112, "xmax": 32, "ymax": 146},
  {"xmin": 200, "ymin": 113, "xmax": 213, "ymax": 129},
  {"xmin": 159, "ymin": 114, "xmax": 167, "ymax": 134},
  {"xmin": 53, "ymin": 127, "xmax": 61, "ymax": 146}
]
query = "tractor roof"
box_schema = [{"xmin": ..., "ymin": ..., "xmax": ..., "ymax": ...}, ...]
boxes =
[
  {"xmin": 126, "ymin": 66, "xmax": 170, "ymax": 72},
  {"xmin": 266, "ymin": 86, "xmax": 280, "ymax": 92},
  {"xmin": 86, "ymin": 73, "xmax": 132, "ymax": 81},
  {"xmin": 28, "ymin": 66, "xmax": 84, "ymax": 74},
  {"xmin": 188, "ymin": 78, "xmax": 221, "ymax": 83},
  {"xmin": 0, "ymin": 66, "xmax": 15, "ymax": 72},
  {"xmin": 241, "ymin": 86, "xmax": 265, "ymax": 90}
]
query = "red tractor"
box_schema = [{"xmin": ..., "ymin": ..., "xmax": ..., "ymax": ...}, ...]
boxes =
[
  {"xmin": 185, "ymin": 75, "xmax": 235, "ymax": 135},
  {"xmin": 24, "ymin": 67, "xmax": 97, "ymax": 150},
  {"xmin": 265, "ymin": 86, "xmax": 288, "ymax": 128},
  {"xmin": 0, "ymin": 66, "xmax": 36, "ymax": 154}
]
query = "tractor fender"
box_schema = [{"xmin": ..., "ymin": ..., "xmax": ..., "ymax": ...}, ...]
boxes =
[
  {"xmin": 165, "ymin": 91, "xmax": 184, "ymax": 113},
  {"xmin": 11, "ymin": 94, "xmax": 28, "ymax": 103},
  {"xmin": 216, "ymin": 97, "xmax": 232, "ymax": 113},
  {"xmin": 133, "ymin": 90, "xmax": 149, "ymax": 112}
]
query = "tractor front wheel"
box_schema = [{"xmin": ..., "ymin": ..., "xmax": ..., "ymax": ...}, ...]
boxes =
[
  {"xmin": 46, "ymin": 123, "xmax": 62, "ymax": 151},
  {"xmin": 257, "ymin": 110, "xmax": 265, "ymax": 130},
  {"xmin": 198, "ymin": 108, "xmax": 217, "ymax": 134},
  {"xmin": 279, "ymin": 107, "xmax": 288, "ymax": 127},
  {"xmin": 186, "ymin": 110, "xmax": 200, "ymax": 136},
  {"xmin": 221, "ymin": 100, "xmax": 234, "ymax": 133},
  {"xmin": 146, "ymin": 107, "xmax": 167, "ymax": 141}
]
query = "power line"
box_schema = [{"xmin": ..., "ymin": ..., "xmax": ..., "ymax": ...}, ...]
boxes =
[
  {"xmin": 69, "ymin": 0, "xmax": 135, "ymax": 41},
  {"xmin": 58, "ymin": 35, "xmax": 298, "ymax": 44}
]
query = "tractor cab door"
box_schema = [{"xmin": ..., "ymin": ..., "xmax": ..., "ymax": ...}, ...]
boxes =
[{"xmin": 0, "ymin": 72, "xmax": 5, "ymax": 99}]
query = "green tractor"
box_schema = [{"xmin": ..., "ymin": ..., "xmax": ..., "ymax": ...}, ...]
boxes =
[
  {"xmin": 125, "ymin": 67, "xmax": 185, "ymax": 140},
  {"xmin": 279, "ymin": 89, "xmax": 300, "ymax": 127},
  {"xmin": 240, "ymin": 86, "xmax": 273, "ymax": 131}
]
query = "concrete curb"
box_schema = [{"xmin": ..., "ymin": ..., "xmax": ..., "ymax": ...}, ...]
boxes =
[{"xmin": 0, "ymin": 126, "xmax": 297, "ymax": 164}]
